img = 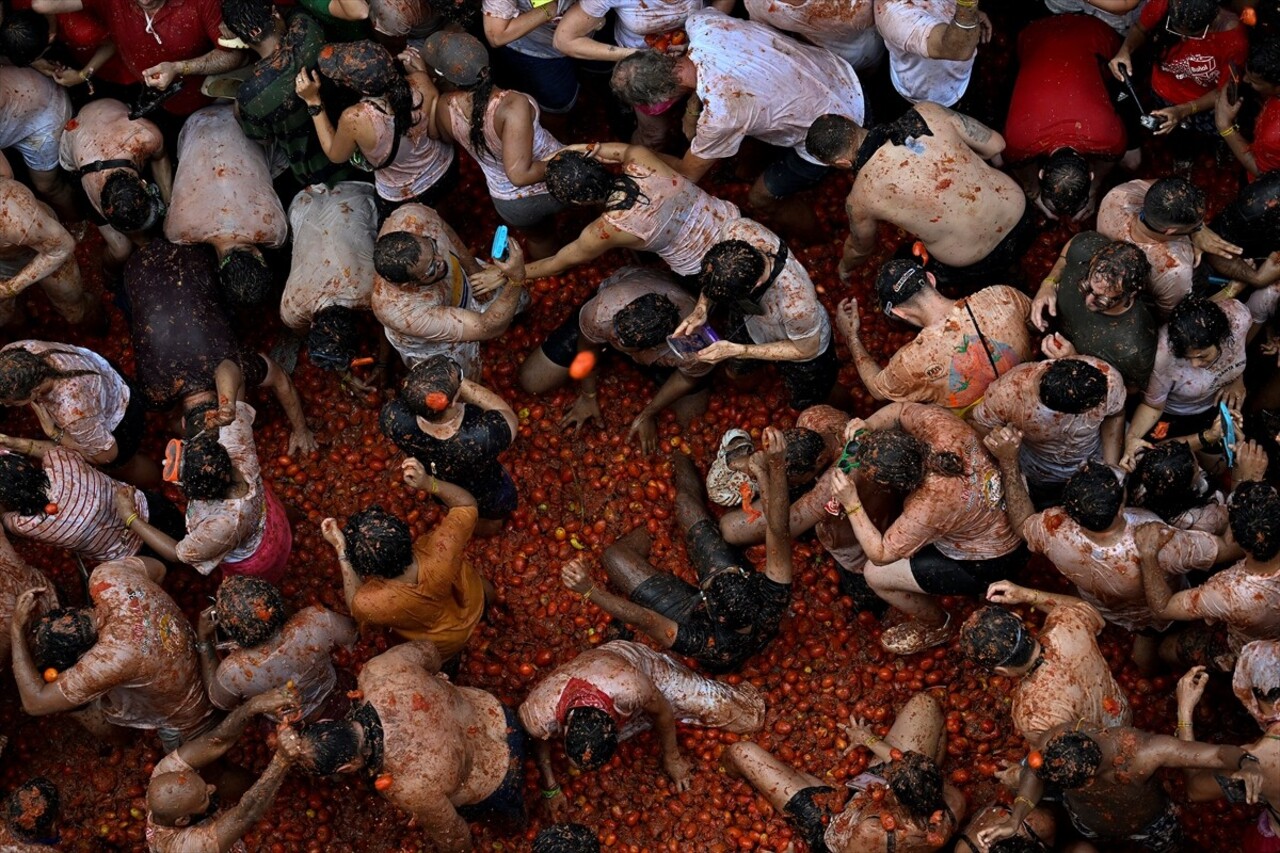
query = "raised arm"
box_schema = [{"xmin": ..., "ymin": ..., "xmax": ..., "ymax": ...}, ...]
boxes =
[
  {"xmin": 924, "ymin": 3, "xmax": 983, "ymax": 62},
  {"xmin": 211, "ymin": 751, "xmax": 294, "ymax": 852},
  {"xmin": 983, "ymin": 426, "xmax": 1034, "ymax": 535},
  {"xmin": 754, "ymin": 427, "xmax": 793, "ymax": 585}
]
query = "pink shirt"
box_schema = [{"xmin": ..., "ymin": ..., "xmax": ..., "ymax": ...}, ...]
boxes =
[
  {"xmin": 1143, "ymin": 298, "xmax": 1250, "ymax": 416},
  {"xmin": 1097, "ymin": 179, "xmax": 1195, "ymax": 319},
  {"xmin": 3, "ymin": 448, "xmax": 146, "ymax": 562}
]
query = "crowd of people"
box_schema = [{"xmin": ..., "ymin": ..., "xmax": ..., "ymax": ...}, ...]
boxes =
[{"xmin": 0, "ymin": 0, "xmax": 1277, "ymax": 849}]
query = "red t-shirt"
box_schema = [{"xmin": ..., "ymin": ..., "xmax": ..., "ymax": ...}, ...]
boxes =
[
  {"xmin": 80, "ymin": 0, "xmax": 225, "ymax": 114},
  {"xmin": 1252, "ymin": 97, "xmax": 1280, "ymax": 176},
  {"xmin": 7, "ymin": 0, "xmax": 132, "ymax": 83},
  {"xmin": 1004, "ymin": 14, "xmax": 1126, "ymax": 162},
  {"xmin": 1139, "ymin": 0, "xmax": 1247, "ymax": 105}
]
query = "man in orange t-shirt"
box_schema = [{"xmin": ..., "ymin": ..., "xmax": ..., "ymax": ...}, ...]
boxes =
[{"xmin": 322, "ymin": 459, "xmax": 488, "ymax": 660}]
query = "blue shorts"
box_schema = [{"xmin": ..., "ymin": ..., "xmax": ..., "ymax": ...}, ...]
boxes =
[
  {"xmin": 494, "ymin": 47, "xmax": 579, "ymax": 114},
  {"xmin": 761, "ymin": 147, "xmax": 829, "ymax": 199}
]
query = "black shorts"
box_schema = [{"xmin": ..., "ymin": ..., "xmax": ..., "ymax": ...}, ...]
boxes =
[
  {"xmin": 909, "ymin": 543, "xmax": 1029, "ymax": 596},
  {"xmin": 910, "ymin": 203, "xmax": 1035, "ymax": 294},
  {"xmin": 1145, "ymin": 407, "xmax": 1219, "ymax": 443},
  {"xmin": 776, "ymin": 339, "xmax": 839, "ymax": 410},
  {"xmin": 103, "ymin": 378, "xmax": 148, "ymax": 469},
  {"xmin": 760, "ymin": 148, "xmax": 829, "ymax": 199},
  {"xmin": 630, "ymin": 573, "xmax": 703, "ymax": 624},
  {"xmin": 374, "ymin": 155, "xmax": 461, "ymax": 225},
  {"xmin": 686, "ymin": 518, "xmax": 741, "ymax": 582},
  {"xmin": 1066, "ymin": 796, "xmax": 1182, "ymax": 853},
  {"xmin": 783, "ymin": 786, "xmax": 840, "ymax": 853},
  {"xmin": 540, "ymin": 302, "xmax": 588, "ymax": 369}
]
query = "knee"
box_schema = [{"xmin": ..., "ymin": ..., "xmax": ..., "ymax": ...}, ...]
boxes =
[
  {"xmin": 518, "ymin": 350, "xmax": 568, "ymax": 396},
  {"xmin": 902, "ymin": 691, "xmax": 943, "ymax": 719}
]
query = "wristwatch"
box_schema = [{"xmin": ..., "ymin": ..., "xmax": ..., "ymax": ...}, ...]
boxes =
[{"xmin": 307, "ymin": 103, "xmax": 323, "ymax": 117}]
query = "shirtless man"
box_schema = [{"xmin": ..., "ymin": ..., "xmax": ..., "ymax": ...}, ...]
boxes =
[
  {"xmin": 10, "ymin": 556, "xmax": 214, "ymax": 749},
  {"xmin": 978, "ymin": 719, "xmax": 1265, "ymax": 851},
  {"xmin": 0, "ymin": 177, "xmax": 96, "ymax": 329},
  {"xmin": 519, "ymin": 640, "xmax": 765, "ymax": 805},
  {"xmin": 58, "ymin": 97, "xmax": 172, "ymax": 266},
  {"xmin": 146, "ymin": 687, "xmax": 300, "ymax": 853},
  {"xmin": 609, "ymin": 9, "xmax": 865, "ymax": 232},
  {"xmin": 970, "ymin": 357, "xmax": 1126, "ymax": 503},
  {"xmin": 284, "ymin": 640, "xmax": 524, "ymax": 853},
  {"xmin": 197, "ymin": 575, "xmax": 356, "ymax": 720},
  {"xmin": 372, "ymin": 204, "xmax": 522, "ymax": 374},
  {"xmin": 1139, "ymin": 480, "xmax": 1280, "ymax": 669},
  {"xmin": 725, "ymin": 691, "xmax": 966, "ymax": 852},
  {"xmin": 806, "ymin": 103, "xmax": 1027, "ymax": 290},
  {"xmin": 163, "ymin": 104, "xmax": 286, "ymax": 306},
  {"xmin": 839, "ymin": 259, "xmax": 1033, "ymax": 417},
  {"xmin": 280, "ymin": 182, "xmax": 382, "ymax": 380},
  {"xmin": 988, "ymin": 428, "xmax": 1235, "ymax": 667}
]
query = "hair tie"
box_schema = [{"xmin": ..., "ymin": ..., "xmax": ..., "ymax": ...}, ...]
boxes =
[{"xmin": 425, "ymin": 391, "xmax": 450, "ymax": 411}]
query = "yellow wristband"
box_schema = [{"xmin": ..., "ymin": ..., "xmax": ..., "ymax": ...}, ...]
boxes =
[
  {"xmin": 583, "ymin": 585, "xmax": 596, "ymax": 601},
  {"xmin": 1220, "ymin": 124, "xmax": 1239, "ymax": 138},
  {"xmin": 124, "ymin": 512, "xmax": 139, "ymax": 529},
  {"xmin": 1014, "ymin": 796, "xmax": 1035, "ymax": 812}
]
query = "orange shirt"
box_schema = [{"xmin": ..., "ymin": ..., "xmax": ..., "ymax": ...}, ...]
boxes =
[{"xmin": 350, "ymin": 506, "xmax": 484, "ymax": 658}]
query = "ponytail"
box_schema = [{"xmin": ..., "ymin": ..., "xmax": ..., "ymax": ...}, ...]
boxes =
[
  {"xmin": 467, "ymin": 69, "xmax": 496, "ymax": 160},
  {"xmin": 0, "ymin": 348, "xmax": 98, "ymax": 403}
]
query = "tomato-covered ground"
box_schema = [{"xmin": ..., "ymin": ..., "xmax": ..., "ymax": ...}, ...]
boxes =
[{"xmin": 0, "ymin": 25, "xmax": 1268, "ymax": 853}]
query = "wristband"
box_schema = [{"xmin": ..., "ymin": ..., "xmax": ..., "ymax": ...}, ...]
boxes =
[
  {"xmin": 1176, "ymin": 721, "xmax": 1192, "ymax": 730},
  {"xmin": 954, "ymin": 20, "xmax": 979, "ymax": 29},
  {"xmin": 1014, "ymin": 796, "xmax": 1035, "ymax": 812},
  {"xmin": 179, "ymin": 61, "xmax": 191, "ymax": 76},
  {"xmin": 955, "ymin": 0, "xmax": 978, "ymax": 6},
  {"xmin": 307, "ymin": 103, "xmax": 324, "ymax": 117},
  {"xmin": 1239, "ymin": 752, "xmax": 1260, "ymax": 769},
  {"xmin": 844, "ymin": 503, "xmax": 862, "ymax": 516},
  {"xmin": 542, "ymin": 785, "xmax": 562, "ymax": 799},
  {"xmin": 864, "ymin": 734, "xmax": 880, "ymax": 745},
  {"xmin": 1220, "ymin": 124, "xmax": 1239, "ymax": 138},
  {"xmin": 124, "ymin": 512, "xmax": 139, "ymax": 529},
  {"xmin": 583, "ymin": 585, "xmax": 596, "ymax": 601}
]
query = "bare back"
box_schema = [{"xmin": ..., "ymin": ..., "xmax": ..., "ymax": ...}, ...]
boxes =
[{"xmin": 852, "ymin": 103, "xmax": 1024, "ymax": 267}]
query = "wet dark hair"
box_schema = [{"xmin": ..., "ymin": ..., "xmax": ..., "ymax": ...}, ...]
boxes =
[
  {"xmin": 1129, "ymin": 441, "xmax": 1205, "ymax": 521},
  {"xmin": 400, "ymin": 354, "xmax": 463, "ymax": 421},
  {"xmin": 1143, "ymin": 177, "xmax": 1205, "ymax": 231},
  {"xmin": 1167, "ymin": 297, "xmax": 1229, "ymax": 358},
  {"xmin": 1061, "ymin": 461, "xmax": 1123, "ymax": 532},
  {"xmin": 534, "ymin": 823, "xmax": 600, "ymax": 853},
  {"xmin": 308, "ymin": 306, "xmax": 361, "ymax": 371},
  {"xmin": 374, "ymin": 232, "xmax": 424, "ymax": 284},
  {"xmin": 1250, "ymin": 36, "xmax": 1280, "ymax": 87},
  {"xmin": 1039, "ymin": 731, "xmax": 1103, "ymax": 789},
  {"xmin": 343, "ymin": 505, "xmax": 413, "ymax": 578},
  {"xmin": 1088, "ymin": 240, "xmax": 1150, "ymax": 299},
  {"xmin": 545, "ymin": 152, "xmax": 647, "ymax": 211},
  {"xmin": 886, "ymin": 751, "xmax": 945, "ymax": 819},
  {"xmin": 610, "ymin": 50, "xmax": 682, "ymax": 107},
  {"xmin": 301, "ymin": 720, "xmax": 362, "ymax": 776},
  {"xmin": 0, "ymin": 453, "xmax": 50, "ymax": 516},
  {"xmin": 1040, "ymin": 148, "xmax": 1090, "ymax": 217},
  {"xmin": 960, "ymin": 606, "xmax": 1034, "ymax": 670},
  {"xmin": 806, "ymin": 114, "xmax": 859, "ymax": 165},
  {"xmin": 0, "ymin": 9, "xmax": 50, "ymax": 66},
  {"xmin": 181, "ymin": 431, "xmax": 234, "ymax": 500},
  {"xmin": 699, "ymin": 240, "xmax": 765, "ymax": 304},
  {"xmin": 564, "ymin": 707, "xmax": 618, "ymax": 770},
  {"xmin": 5, "ymin": 777, "xmax": 59, "ymax": 843},
  {"xmin": 705, "ymin": 570, "xmax": 756, "ymax": 631},
  {"xmin": 100, "ymin": 171, "xmax": 157, "ymax": 233},
  {"xmin": 0, "ymin": 346, "xmax": 97, "ymax": 403},
  {"xmin": 182, "ymin": 400, "xmax": 217, "ymax": 439},
  {"xmin": 215, "ymin": 576, "xmax": 287, "ymax": 648},
  {"xmin": 465, "ymin": 69, "xmax": 497, "ymax": 159},
  {"xmin": 221, "ymin": 0, "xmax": 273, "ymax": 43},
  {"xmin": 1229, "ymin": 481, "xmax": 1280, "ymax": 561},
  {"xmin": 1039, "ymin": 358, "xmax": 1107, "ymax": 414},
  {"xmin": 783, "ymin": 427, "xmax": 826, "ymax": 479},
  {"xmin": 1166, "ymin": 0, "xmax": 1219, "ymax": 34},
  {"xmin": 854, "ymin": 429, "xmax": 964, "ymax": 492},
  {"xmin": 990, "ymin": 837, "xmax": 1049, "ymax": 853},
  {"xmin": 219, "ymin": 249, "xmax": 273, "ymax": 306},
  {"xmin": 30, "ymin": 608, "xmax": 97, "ymax": 672},
  {"xmin": 613, "ymin": 293, "xmax": 680, "ymax": 350}
]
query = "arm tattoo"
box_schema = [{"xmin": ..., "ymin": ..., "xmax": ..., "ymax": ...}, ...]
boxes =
[{"xmin": 957, "ymin": 112, "xmax": 993, "ymax": 144}]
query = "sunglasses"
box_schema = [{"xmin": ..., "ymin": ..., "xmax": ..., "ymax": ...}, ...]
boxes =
[
  {"xmin": 836, "ymin": 429, "xmax": 870, "ymax": 473},
  {"xmin": 1165, "ymin": 17, "xmax": 1210, "ymax": 39}
]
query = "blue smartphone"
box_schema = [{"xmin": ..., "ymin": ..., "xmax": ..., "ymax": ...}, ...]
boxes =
[
  {"xmin": 490, "ymin": 225, "xmax": 509, "ymax": 261},
  {"xmin": 1219, "ymin": 401, "xmax": 1236, "ymax": 466}
]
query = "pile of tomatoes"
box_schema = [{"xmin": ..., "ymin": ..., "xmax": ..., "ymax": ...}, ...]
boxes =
[{"xmin": 0, "ymin": 40, "xmax": 1263, "ymax": 853}]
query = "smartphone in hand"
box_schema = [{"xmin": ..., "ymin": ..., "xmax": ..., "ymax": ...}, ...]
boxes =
[{"xmin": 491, "ymin": 225, "xmax": 509, "ymax": 262}]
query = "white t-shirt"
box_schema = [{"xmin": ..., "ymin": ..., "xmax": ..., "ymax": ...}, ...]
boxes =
[
  {"xmin": 686, "ymin": 9, "xmax": 865, "ymax": 165},
  {"xmin": 1143, "ymin": 298, "xmax": 1250, "ymax": 416},
  {"xmin": 875, "ymin": 0, "xmax": 974, "ymax": 106},
  {"xmin": 578, "ymin": 0, "xmax": 704, "ymax": 49},
  {"xmin": 1044, "ymin": 0, "xmax": 1143, "ymax": 33},
  {"xmin": 281, "ymin": 182, "xmax": 378, "ymax": 331},
  {"xmin": 483, "ymin": 0, "xmax": 577, "ymax": 58},
  {"xmin": 164, "ymin": 105, "xmax": 287, "ymax": 250},
  {"xmin": 744, "ymin": 0, "xmax": 883, "ymax": 70}
]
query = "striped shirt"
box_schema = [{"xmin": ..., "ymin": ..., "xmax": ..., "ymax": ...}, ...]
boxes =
[{"xmin": 3, "ymin": 448, "xmax": 146, "ymax": 562}]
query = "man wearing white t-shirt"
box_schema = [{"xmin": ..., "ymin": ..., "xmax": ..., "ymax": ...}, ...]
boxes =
[
  {"xmin": 610, "ymin": 9, "xmax": 864, "ymax": 232},
  {"xmin": 874, "ymin": 0, "xmax": 990, "ymax": 107}
]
